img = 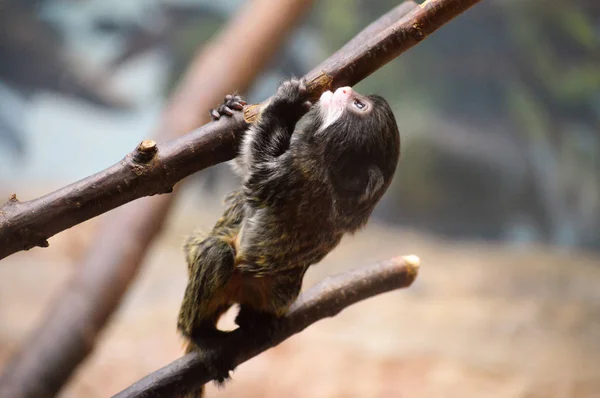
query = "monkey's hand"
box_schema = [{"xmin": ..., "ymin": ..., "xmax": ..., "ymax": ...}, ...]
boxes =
[
  {"xmin": 265, "ymin": 78, "xmax": 312, "ymax": 124},
  {"xmin": 210, "ymin": 94, "xmax": 247, "ymax": 120}
]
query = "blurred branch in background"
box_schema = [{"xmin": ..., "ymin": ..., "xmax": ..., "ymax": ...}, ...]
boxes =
[
  {"xmin": 0, "ymin": 0, "xmax": 316, "ymax": 396},
  {"xmin": 113, "ymin": 256, "xmax": 420, "ymax": 398},
  {"xmin": 0, "ymin": 0, "xmax": 482, "ymax": 397}
]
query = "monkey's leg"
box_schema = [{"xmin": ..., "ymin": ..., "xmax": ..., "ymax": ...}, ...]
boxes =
[
  {"xmin": 235, "ymin": 271, "xmax": 304, "ymax": 341},
  {"xmin": 178, "ymin": 236, "xmax": 237, "ymax": 382},
  {"xmin": 234, "ymin": 305, "xmax": 281, "ymax": 344}
]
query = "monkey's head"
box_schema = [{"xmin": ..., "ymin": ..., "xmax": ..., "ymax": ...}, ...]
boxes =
[{"xmin": 298, "ymin": 87, "xmax": 401, "ymax": 230}]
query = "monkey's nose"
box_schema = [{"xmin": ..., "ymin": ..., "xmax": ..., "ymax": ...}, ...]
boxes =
[
  {"xmin": 333, "ymin": 87, "xmax": 353, "ymax": 102},
  {"xmin": 336, "ymin": 86, "xmax": 353, "ymax": 95}
]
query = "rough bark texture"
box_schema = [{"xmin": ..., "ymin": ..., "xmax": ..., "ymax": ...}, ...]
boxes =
[{"xmin": 113, "ymin": 256, "xmax": 420, "ymax": 398}]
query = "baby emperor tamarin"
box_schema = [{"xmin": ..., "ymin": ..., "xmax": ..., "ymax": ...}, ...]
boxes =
[{"xmin": 177, "ymin": 78, "xmax": 400, "ymax": 397}]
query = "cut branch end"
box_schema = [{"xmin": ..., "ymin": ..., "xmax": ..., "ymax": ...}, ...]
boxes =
[{"xmin": 134, "ymin": 140, "xmax": 158, "ymax": 162}]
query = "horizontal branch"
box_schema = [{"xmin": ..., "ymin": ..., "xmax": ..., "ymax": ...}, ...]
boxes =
[
  {"xmin": 0, "ymin": 0, "xmax": 482, "ymax": 261},
  {"xmin": 112, "ymin": 255, "xmax": 421, "ymax": 398}
]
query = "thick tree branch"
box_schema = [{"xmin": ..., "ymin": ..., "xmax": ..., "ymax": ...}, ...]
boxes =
[
  {"xmin": 113, "ymin": 256, "xmax": 421, "ymax": 398},
  {"xmin": 0, "ymin": 0, "xmax": 481, "ymax": 261}
]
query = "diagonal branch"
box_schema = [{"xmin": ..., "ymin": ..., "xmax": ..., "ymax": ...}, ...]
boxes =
[
  {"xmin": 112, "ymin": 256, "xmax": 421, "ymax": 398},
  {"xmin": 0, "ymin": 0, "xmax": 482, "ymax": 261}
]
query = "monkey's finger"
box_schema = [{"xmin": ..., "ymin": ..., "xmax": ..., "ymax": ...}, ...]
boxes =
[
  {"xmin": 210, "ymin": 109, "xmax": 221, "ymax": 120},
  {"xmin": 220, "ymin": 106, "xmax": 235, "ymax": 116},
  {"xmin": 298, "ymin": 78, "xmax": 307, "ymax": 93},
  {"xmin": 229, "ymin": 101, "xmax": 245, "ymax": 110},
  {"xmin": 230, "ymin": 94, "xmax": 246, "ymax": 105},
  {"xmin": 303, "ymin": 100, "xmax": 313, "ymax": 110}
]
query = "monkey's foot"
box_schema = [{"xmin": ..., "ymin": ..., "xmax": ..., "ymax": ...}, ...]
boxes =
[
  {"xmin": 205, "ymin": 348, "xmax": 236, "ymax": 386},
  {"xmin": 235, "ymin": 305, "xmax": 283, "ymax": 342},
  {"xmin": 191, "ymin": 329, "xmax": 237, "ymax": 384},
  {"xmin": 210, "ymin": 94, "xmax": 247, "ymax": 120}
]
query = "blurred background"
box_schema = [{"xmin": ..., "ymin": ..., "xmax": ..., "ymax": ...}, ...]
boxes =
[{"xmin": 1, "ymin": 0, "xmax": 599, "ymax": 397}]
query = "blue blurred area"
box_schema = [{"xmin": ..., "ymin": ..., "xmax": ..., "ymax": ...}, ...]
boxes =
[{"xmin": 0, "ymin": 0, "xmax": 598, "ymax": 250}]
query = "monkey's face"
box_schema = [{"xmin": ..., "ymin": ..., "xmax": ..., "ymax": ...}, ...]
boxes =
[
  {"xmin": 313, "ymin": 87, "xmax": 400, "ymax": 172},
  {"xmin": 301, "ymin": 87, "xmax": 400, "ymax": 212},
  {"xmin": 318, "ymin": 87, "xmax": 374, "ymax": 130}
]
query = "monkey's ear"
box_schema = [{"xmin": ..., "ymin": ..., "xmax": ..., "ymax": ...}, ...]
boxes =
[{"xmin": 359, "ymin": 166, "xmax": 385, "ymax": 203}]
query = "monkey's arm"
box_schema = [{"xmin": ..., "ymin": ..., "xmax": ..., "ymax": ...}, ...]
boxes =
[
  {"xmin": 246, "ymin": 78, "xmax": 311, "ymax": 165},
  {"xmin": 237, "ymin": 79, "xmax": 311, "ymax": 205}
]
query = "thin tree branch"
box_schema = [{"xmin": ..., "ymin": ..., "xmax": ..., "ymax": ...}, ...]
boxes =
[
  {"xmin": 0, "ymin": 0, "xmax": 481, "ymax": 261},
  {"xmin": 113, "ymin": 256, "xmax": 421, "ymax": 398}
]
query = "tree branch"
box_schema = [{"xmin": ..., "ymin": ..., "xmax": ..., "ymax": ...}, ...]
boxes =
[
  {"xmin": 112, "ymin": 256, "xmax": 421, "ymax": 398},
  {"xmin": 0, "ymin": 0, "xmax": 481, "ymax": 261}
]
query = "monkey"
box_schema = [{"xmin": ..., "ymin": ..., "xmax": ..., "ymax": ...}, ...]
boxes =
[{"xmin": 177, "ymin": 78, "xmax": 400, "ymax": 397}]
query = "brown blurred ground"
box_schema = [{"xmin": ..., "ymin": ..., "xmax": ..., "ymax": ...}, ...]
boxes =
[{"xmin": 1, "ymin": 186, "xmax": 599, "ymax": 398}]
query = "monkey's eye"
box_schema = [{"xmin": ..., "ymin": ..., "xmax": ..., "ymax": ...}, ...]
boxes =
[{"xmin": 353, "ymin": 99, "xmax": 367, "ymax": 110}]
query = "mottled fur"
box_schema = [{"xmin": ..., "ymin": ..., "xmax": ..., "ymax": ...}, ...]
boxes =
[{"xmin": 177, "ymin": 79, "xmax": 400, "ymax": 397}]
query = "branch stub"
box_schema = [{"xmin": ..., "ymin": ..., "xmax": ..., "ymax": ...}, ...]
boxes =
[{"xmin": 134, "ymin": 140, "xmax": 158, "ymax": 163}]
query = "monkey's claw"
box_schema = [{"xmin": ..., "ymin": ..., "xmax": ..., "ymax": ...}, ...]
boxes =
[{"xmin": 210, "ymin": 94, "xmax": 247, "ymax": 120}]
